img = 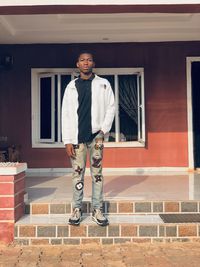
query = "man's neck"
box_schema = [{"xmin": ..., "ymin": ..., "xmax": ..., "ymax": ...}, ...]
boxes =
[{"xmin": 80, "ymin": 72, "xmax": 93, "ymax": 80}]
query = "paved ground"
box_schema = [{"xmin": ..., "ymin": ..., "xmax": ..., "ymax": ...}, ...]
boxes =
[{"xmin": 1, "ymin": 242, "xmax": 200, "ymax": 267}]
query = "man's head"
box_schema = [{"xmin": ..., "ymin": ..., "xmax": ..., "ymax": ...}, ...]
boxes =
[{"xmin": 76, "ymin": 51, "xmax": 95, "ymax": 76}]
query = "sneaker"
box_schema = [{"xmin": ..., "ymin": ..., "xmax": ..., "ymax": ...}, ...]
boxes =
[
  {"xmin": 92, "ymin": 209, "xmax": 109, "ymax": 226},
  {"xmin": 68, "ymin": 208, "xmax": 82, "ymax": 225}
]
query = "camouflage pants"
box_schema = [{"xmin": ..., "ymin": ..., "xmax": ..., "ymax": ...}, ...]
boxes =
[{"xmin": 70, "ymin": 133, "xmax": 104, "ymax": 210}]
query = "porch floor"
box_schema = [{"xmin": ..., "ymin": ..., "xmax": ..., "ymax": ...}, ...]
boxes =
[
  {"xmin": 25, "ymin": 171, "xmax": 200, "ymax": 203},
  {"xmin": 14, "ymin": 171, "xmax": 200, "ymax": 244}
]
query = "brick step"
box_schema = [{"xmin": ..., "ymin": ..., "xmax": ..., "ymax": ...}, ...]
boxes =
[
  {"xmin": 14, "ymin": 214, "xmax": 200, "ymax": 245},
  {"xmin": 25, "ymin": 200, "xmax": 200, "ymax": 215}
]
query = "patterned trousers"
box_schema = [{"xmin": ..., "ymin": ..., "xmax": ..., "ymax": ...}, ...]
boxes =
[{"xmin": 70, "ymin": 134, "xmax": 104, "ymax": 210}]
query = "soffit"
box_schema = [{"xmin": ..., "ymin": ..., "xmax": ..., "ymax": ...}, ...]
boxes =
[{"xmin": 0, "ymin": 12, "xmax": 200, "ymax": 44}]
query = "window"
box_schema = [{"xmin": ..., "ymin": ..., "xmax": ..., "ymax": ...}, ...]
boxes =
[{"xmin": 31, "ymin": 68, "xmax": 145, "ymax": 148}]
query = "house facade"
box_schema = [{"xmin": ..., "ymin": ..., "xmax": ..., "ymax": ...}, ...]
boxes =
[{"xmin": 0, "ymin": 1, "xmax": 200, "ymax": 172}]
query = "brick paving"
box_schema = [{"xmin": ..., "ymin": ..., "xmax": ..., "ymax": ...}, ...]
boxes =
[
  {"xmin": 26, "ymin": 200, "xmax": 200, "ymax": 215},
  {"xmin": 1, "ymin": 242, "xmax": 200, "ymax": 267}
]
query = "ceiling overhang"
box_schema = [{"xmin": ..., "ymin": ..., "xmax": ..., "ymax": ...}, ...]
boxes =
[
  {"xmin": 0, "ymin": 1, "xmax": 200, "ymax": 44},
  {"xmin": 1, "ymin": 4, "xmax": 200, "ymax": 15}
]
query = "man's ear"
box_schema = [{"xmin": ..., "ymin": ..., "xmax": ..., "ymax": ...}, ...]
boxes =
[
  {"xmin": 93, "ymin": 62, "xmax": 95, "ymax": 68},
  {"xmin": 76, "ymin": 62, "xmax": 79, "ymax": 68}
]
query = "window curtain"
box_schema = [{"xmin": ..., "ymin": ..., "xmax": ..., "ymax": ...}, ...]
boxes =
[{"xmin": 118, "ymin": 75, "xmax": 138, "ymax": 124}]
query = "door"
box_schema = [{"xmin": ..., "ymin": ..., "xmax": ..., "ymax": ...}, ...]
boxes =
[{"xmin": 192, "ymin": 62, "xmax": 200, "ymax": 168}]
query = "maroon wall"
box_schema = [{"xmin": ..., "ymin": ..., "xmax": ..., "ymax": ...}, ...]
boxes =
[{"xmin": 0, "ymin": 41, "xmax": 199, "ymax": 168}]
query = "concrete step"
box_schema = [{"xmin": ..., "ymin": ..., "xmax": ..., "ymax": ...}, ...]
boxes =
[
  {"xmin": 14, "ymin": 214, "xmax": 200, "ymax": 245},
  {"xmin": 25, "ymin": 200, "xmax": 200, "ymax": 215}
]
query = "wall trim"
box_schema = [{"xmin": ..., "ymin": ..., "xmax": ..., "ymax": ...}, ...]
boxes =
[
  {"xmin": 26, "ymin": 167, "xmax": 190, "ymax": 177},
  {"xmin": 1, "ymin": 4, "xmax": 200, "ymax": 16},
  {"xmin": 1, "ymin": 0, "xmax": 200, "ymax": 6}
]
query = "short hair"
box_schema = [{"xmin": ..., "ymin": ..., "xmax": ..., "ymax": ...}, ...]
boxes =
[{"xmin": 77, "ymin": 50, "xmax": 94, "ymax": 61}]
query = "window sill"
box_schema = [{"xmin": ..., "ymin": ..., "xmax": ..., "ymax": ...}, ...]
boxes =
[
  {"xmin": 104, "ymin": 141, "xmax": 145, "ymax": 148},
  {"xmin": 32, "ymin": 141, "xmax": 145, "ymax": 148}
]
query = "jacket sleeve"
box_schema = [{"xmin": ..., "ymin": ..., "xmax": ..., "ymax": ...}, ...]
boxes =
[
  {"xmin": 61, "ymin": 84, "xmax": 73, "ymax": 145},
  {"xmin": 101, "ymin": 81, "xmax": 115, "ymax": 134}
]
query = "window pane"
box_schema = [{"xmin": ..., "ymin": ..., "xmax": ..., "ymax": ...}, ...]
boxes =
[
  {"xmin": 138, "ymin": 75, "xmax": 142, "ymax": 106},
  {"xmin": 40, "ymin": 77, "xmax": 52, "ymax": 139},
  {"xmin": 60, "ymin": 75, "xmax": 71, "ymax": 142},
  {"xmin": 55, "ymin": 75, "xmax": 58, "ymax": 142},
  {"xmin": 61, "ymin": 75, "xmax": 72, "ymax": 101},
  {"xmin": 99, "ymin": 75, "xmax": 116, "ymax": 142},
  {"xmin": 118, "ymin": 75, "xmax": 138, "ymax": 141},
  {"xmin": 139, "ymin": 107, "xmax": 142, "ymax": 140},
  {"xmin": 138, "ymin": 75, "xmax": 142, "ymax": 140}
]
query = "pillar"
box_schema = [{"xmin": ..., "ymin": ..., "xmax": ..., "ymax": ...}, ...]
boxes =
[{"xmin": 0, "ymin": 163, "xmax": 27, "ymax": 244}]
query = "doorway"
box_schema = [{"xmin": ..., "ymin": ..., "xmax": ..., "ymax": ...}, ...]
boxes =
[{"xmin": 191, "ymin": 61, "xmax": 200, "ymax": 168}]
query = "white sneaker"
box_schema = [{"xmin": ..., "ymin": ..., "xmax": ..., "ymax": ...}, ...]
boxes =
[
  {"xmin": 92, "ymin": 209, "xmax": 109, "ymax": 226},
  {"xmin": 68, "ymin": 208, "xmax": 82, "ymax": 225}
]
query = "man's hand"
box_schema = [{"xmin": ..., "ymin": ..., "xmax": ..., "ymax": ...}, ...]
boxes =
[
  {"xmin": 65, "ymin": 144, "xmax": 76, "ymax": 159},
  {"xmin": 97, "ymin": 130, "xmax": 104, "ymax": 139}
]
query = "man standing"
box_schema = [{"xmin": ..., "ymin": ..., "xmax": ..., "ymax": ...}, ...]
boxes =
[{"xmin": 62, "ymin": 51, "xmax": 115, "ymax": 226}]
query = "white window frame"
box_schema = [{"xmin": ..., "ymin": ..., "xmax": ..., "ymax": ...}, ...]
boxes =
[{"xmin": 31, "ymin": 68, "xmax": 145, "ymax": 148}]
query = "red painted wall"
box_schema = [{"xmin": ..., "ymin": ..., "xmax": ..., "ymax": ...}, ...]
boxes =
[{"xmin": 0, "ymin": 42, "xmax": 198, "ymax": 168}]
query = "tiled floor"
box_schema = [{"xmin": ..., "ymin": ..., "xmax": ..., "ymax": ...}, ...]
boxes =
[{"xmin": 25, "ymin": 171, "xmax": 200, "ymax": 202}]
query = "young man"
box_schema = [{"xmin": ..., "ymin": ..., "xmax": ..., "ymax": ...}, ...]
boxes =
[{"xmin": 61, "ymin": 51, "xmax": 115, "ymax": 226}]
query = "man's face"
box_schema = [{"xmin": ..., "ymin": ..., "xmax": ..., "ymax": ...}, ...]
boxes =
[{"xmin": 76, "ymin": 53, "xmax": 95, "ymax": 75}]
